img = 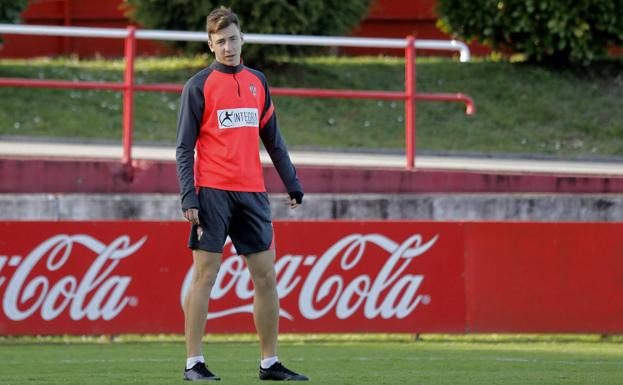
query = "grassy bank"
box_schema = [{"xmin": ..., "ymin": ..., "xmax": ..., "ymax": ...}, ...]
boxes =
[{"xmin": 0, "ymin": 55, "xmax": 621, "ymax": 158}]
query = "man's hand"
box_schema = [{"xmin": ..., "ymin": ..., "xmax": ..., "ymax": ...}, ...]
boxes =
[
  {"xmin": 287, "ymin": 191, "xmax": 303, "ymax": 209},
  {"xmin": 183, "ymin": 208, "xmax": 200, "ymax": 225}
]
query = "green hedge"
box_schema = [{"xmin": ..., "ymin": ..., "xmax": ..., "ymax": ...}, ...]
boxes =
[
  {"xmin": 122, "ymin": 0, "xmax": 372, "ymax": 64},
  {"xmin": 437, "ymin": 0, "xmax": 623, "ymax": 65}
]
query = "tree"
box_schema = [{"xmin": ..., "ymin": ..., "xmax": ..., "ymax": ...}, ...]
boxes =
[
  {"xmin": 0, "ymin": 0, "xmax": 29, "ymax": 44},
  {"xmin": 437, "ymin": 0, "xmax": 623, "ymax": 65},
  {"xmin": 122, "ymin": 0, "xmax": 372, "ymax": 63}
]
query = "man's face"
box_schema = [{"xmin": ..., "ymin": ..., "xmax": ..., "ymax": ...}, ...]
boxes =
[{"xmin": 208, "ymin": 23, "xmax": 243, "ymax": 66}]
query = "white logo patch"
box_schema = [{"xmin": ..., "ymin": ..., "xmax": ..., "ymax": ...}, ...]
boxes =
[{"xmin": 217, "ymin": 108, "xmax": 259, "ymax": 129}]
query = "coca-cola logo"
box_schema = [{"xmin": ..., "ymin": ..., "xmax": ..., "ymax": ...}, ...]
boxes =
[
  {"xmin": 1, "ymin": 231, "xmax": 438, "ymax": 326},
  {"xmin": 0, "ymin": 234, "xmax": 146, "ymax": 321},
  {"xmin": 181, "ymin": 233, "xmax": 437, "ymax": 321}
]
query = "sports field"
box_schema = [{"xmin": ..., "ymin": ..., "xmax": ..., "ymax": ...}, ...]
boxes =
[{"xmin": 0, "ymin": 334, "xmax": 621, "ymax": 384}]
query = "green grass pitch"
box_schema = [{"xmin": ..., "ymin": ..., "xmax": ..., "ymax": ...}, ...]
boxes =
[{"xmin": 0, "ymin": 334, "xmax": 621, "ymax": 384}]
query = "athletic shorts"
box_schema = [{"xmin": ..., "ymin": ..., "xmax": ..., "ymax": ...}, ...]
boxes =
[{"xmin": 188, "ymin": 187, "xmax": 274, "ymax": 255}]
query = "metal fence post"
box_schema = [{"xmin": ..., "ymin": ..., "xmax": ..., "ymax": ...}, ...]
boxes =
[
  {"xmin": 405, "ymin": 35, "xmax": 416, "ymax": 170},
  {"xmin": 122, "ymin": 25, "xmax": 136, "ymax": 181}
]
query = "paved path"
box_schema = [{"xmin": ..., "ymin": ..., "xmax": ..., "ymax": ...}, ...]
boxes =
[{"xmin": 1, "ymin": 139, "xmax": 622, "ymax": 175}]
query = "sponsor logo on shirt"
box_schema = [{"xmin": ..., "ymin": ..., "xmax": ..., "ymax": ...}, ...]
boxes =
[
  {"xmin": 249, "ymin": 84, "xmax": 257, "ymax": 96},
  {"xmin": 217, "ymin": 108, "xmax": 259, "ymax": 129}
]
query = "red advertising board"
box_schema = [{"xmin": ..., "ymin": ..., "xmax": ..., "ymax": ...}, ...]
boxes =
[
  {"xmin": 0, "ymin": 221, "xmax": 465, "ymax": 335},
  {"xmin": 2, "ymin": 221, "xmax": 623, "ymax": 335},
  {"xmin": 464, "ymin": 222, "xmax": 623, "ymax": 333}
]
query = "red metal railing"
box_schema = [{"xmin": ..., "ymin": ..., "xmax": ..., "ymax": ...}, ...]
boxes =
[
  {"xmin": 405, "ymin": 35, "xmax": 416, "ymax": 170},
  {"xmin": 0, "ymin": 26, "xmax": 475, "ymax": 178},
  {"xmin": 122, "ymin": 25, "xmax": 136, "ymax": 179}
]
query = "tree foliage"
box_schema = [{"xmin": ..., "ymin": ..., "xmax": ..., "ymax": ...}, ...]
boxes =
[
  {"xmin": 122, "ymin": 0, "xmax": 372, "ymax": 63},
  {"xmin": 437, "ymin": 0, "xmax": 623, "ymax": 65},
  {"xmin": 0, "ymin": 0, "xmax": 29, "ymax": 44}
]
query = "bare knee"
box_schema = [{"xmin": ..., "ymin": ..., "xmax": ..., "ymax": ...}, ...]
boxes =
[
  {"xmin": 246, "ymin": 250, "xmax": 277, "ymax": 293},
  {"xmin": 191, "ymin": 251, "xmax": 222, "ymax": 290},
  {"xmin": 192, "ymin": 266, "xmax": 219, "ymax": 289},
  {"xmin": 252, "ymin": 267, "xmax": 277, "ymax": 292}
]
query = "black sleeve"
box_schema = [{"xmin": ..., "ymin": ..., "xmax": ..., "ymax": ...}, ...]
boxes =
[
  {"xmin": 175, "ymin": 78, "xmax": 204, "ymax": 211},
  {"xmin": 259, "ymin": 83, "xmax": 303, "ymax": 194}
]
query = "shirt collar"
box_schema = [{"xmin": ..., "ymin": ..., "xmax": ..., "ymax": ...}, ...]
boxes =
[{"xmin": 210, "ymin": 60, "xmax": 244, "ymax": 74}]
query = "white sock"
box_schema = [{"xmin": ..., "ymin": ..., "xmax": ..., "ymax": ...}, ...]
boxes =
[
  {"xmin": 186, "ymin": 355, "xmax": 205, "ymax": 370},
  {"xmin": 260, "ymin": 356, "xmax": 278, "ymax": 369}
]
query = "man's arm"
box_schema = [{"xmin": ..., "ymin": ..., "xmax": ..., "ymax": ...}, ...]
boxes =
[
  {"xmin": 175, "ymin": 79, "xmax": 205, "ymax": 213},
  {"xmin": 253, "ymin": 71, "xmax": 303, "ymax": 205},
  {"xmin": 260, "ymin": 109, "xmax": 303, "ymax": 204}
]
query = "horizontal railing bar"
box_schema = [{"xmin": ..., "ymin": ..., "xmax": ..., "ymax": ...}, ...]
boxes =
[
  {"xmin": 0, "ymin": 24, "xmax": 470, "ymax": 61},
  {"xmin": 0, "ymin": 77, "xmax": 125, "ymax": 90},
  {"xmin": 416, "ymin": 92, "xmax": 475, "ymax": 114},
  {"xmin": 0, "ymin": 24, "xmax": 127, "ymax": 38},
  {"xmin": 133, "ymin": 83, "xmax": 183, "ymax": 92},
  {"xmin": 270, "ymin": 88, "xmax": 406, "ymax": 100},
  {"xmin": 0, "ymin": 78, "xmax": 474, "ymax": 113}
]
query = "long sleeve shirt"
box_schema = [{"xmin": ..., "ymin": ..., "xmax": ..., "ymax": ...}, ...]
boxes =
[{"xmin": 176, "ymin": 61, "xmax": 302, "ymax": 210}]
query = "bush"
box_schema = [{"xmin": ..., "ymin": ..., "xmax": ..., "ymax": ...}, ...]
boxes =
[
  {"xmin": 436, "ymin": 0, "xmax": 623, "ymax": 65},
  {"xmin": 0, "ymin": 0, "xmax": 28, "ymax": 23},
  {"xmin": 122, "ymin": 0, "xmax": 372, "ymax": 64},
  {"xmin": 0, "ymin": 0, "xmax": 29, "ymax": 43}
]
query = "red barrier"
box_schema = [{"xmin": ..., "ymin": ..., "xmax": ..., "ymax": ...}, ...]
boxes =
[
  {"xmin": 1, "ymin": 221, "xmax": 622, "ymax": 335},
  {"xmin": 4, "ymin": 157, "xmax": 623, "ymax": 194},
  {"xmin": 464, "ymin": 222, "xmax": 623, "ymax": 333}
]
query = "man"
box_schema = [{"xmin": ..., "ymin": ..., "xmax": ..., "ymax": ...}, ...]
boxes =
[{"xmin": 175, "ymin": 6, "xmax": 308, "ymax": 382}]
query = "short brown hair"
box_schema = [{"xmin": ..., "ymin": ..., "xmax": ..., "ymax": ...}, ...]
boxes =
[{"xmin": 206, "ymin": 7, "xmax": 240, "ymax": 39}]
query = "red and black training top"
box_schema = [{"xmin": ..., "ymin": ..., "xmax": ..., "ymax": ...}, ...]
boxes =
[{"xmin": 176, "ymin": 61, "xmax": 302, "ymax": 210}]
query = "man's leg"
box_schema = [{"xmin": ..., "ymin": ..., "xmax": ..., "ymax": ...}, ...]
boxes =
[
  {"xmin": 245, "ymin": 249, "xmax": 279, "ymax": 359},
  {"xmin": 246, "ymin": 249, "xmax": 309, "ymax": 381},
  {"xmin": 184, "ymin": 249, "xmax": 222, "ymax": 358}
]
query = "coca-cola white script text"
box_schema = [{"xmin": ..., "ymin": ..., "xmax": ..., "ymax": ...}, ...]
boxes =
[
  {"xmin": 181, "ymin": 233, "xmax": 438, "ymax": 321},
  {"xmin": 1, "ymin": 234, "xmax": 146, "ymax": 321}
]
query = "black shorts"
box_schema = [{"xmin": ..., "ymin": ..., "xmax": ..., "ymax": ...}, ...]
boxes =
[{"xmin": 188, "ymin": 187, "xmax": 274, "ymax": 255}]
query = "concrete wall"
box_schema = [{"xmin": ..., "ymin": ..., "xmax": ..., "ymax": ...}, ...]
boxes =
[{"xmin": 1, "ymin": 193, "xmax": 622, "ymax": 221}]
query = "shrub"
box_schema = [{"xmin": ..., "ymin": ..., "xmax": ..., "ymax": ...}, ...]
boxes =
[
  {"xmin": 0, "ymin": 0, "xmax": 28, "ymax": 23},
  {"xmin": 0, "ymin": 0, "xmax": 29, "ymax": 43},
  {"xmin": 436, "ymin": 0, "xmax": 623, "ymax": 65},
  {"xmin": 122, "ymin": 0, "xmax": 372, "ymax": 63}
]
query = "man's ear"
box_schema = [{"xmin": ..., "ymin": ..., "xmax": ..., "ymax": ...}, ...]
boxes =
[
  {"xmin": 208, "ymin": 38, "xmax": 214, "ymax": 52},
  {"xmin": 240, "ymin": 32, "xmax": 244, "ymax": 46}
]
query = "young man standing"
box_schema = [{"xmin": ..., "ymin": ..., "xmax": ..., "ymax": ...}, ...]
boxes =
[{"xmin": 175, "ymin": 6, "xmax": 308, "ymax": 382}]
